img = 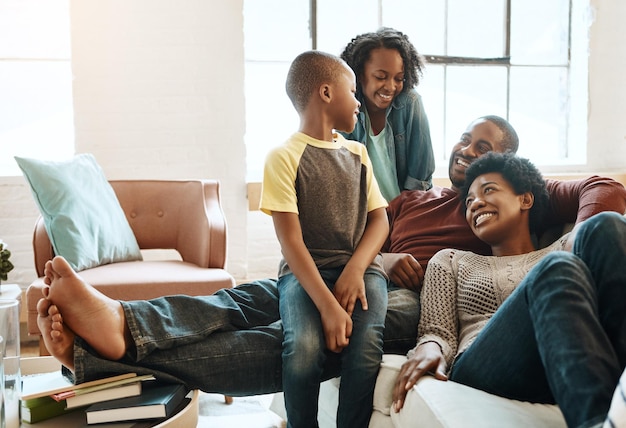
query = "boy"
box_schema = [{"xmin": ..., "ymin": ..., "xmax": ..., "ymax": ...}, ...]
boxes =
[{"xmin": 260, "ymin": 50, "xmax": 389, "ymax": 427}]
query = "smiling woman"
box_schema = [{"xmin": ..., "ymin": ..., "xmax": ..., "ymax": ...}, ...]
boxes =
[
  {"xmin": 393, "ymin": 152, "xmax": 626, "ymax": 428},
  {"xmin": 461, "ymin": 152, "xmax": 548, "ymax": 255}
]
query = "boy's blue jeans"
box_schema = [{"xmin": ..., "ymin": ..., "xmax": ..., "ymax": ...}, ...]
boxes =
[
  {"xmin": 278, "ymin": 268, "xmax": 387, "ymax": 428},
  {"xmin": 449, "ymin": 212, "xmax": 626, "ymax": 428}
]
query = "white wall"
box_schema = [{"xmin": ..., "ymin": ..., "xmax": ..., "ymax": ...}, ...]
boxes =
[
  {"xmin": 1, "ymin": 0, "xmax": 625, "ymax": 291},
  {"xmin": 587, "ymin": 0, "xmax": 626, "ymax": 171}
]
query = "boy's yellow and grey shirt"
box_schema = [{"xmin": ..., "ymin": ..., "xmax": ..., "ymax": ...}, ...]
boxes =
[{"xmin": 260, "ymin": 132, "xmax": 387, "ymax": 279}]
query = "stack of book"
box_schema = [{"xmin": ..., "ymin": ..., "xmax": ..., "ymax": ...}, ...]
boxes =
[{"xmin": 21, "ymin": 371, "xmax": 157, "ymax": 423}]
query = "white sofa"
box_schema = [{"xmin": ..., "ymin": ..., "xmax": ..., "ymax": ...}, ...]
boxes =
[{"xmin": 270, "ymin": 354, "xmax": 567, "ymax": 427}]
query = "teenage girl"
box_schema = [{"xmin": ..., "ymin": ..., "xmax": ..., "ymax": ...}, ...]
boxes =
[{"xmin": 339, "ymin": 27, "xmax": 435, "ymax": 201}]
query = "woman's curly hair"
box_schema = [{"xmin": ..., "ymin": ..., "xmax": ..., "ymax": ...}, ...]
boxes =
[
  {"xmin": 460, "ymin": 152, "xmax": 549, "ymax": 235},
  {"xmin": 340, "ymin": 27, "xmax": 425, "ymax": 96}
]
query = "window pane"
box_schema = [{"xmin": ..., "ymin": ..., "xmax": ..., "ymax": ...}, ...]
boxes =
[
  {"xmin": 244, "ymin": 62, "xmax": 299, "ymax": 181},
  {"xmin": 382, "ymin": 0, "xmax": 445, "ymax": 55},
  {"xmin": 0, "ymin": 62, "xmax": 74, "ymax": 175},
  {"xmin": 445, "ymin": 66, "xmax": 508, "ymax": 158},
  {"xmin": 448, "ymin": 0, "xmax": 506, "ymax": 57},
  {"xmin": 511, "ymin": 0, "xmax": 569, "ymax": 65},
  {"xmin": 509, "ymin": 66, "xmax": 569, "ymax": 163},
  {"xmin": 0, "ymin": 0, "xmax": 70, "ymax": 58},
  {"xmin": 417, "ymin": 65, "xmax": 446, "ymax": 163},
  {"xmin": 244, "ymin": 0, "xmax": 310, "ymax": 61},
  {"xmin": 317, "ymin": 0, "xmax": 379, "ymax": 55}
]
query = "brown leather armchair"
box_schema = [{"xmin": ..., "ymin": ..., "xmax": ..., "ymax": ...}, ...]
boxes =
[{"xmin": 26, "ymin": 179, "xmax": 235, "ymax": 354}]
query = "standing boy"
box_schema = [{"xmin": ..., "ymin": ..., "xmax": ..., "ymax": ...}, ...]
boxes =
[{"xmin": 260, "ymin": 50, "xmax": 389, "ymax": 428}]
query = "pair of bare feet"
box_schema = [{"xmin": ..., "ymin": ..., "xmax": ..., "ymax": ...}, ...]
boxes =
[{"xmin": 36, "ymin": 256, "xmax": 131, "ymax": 371}]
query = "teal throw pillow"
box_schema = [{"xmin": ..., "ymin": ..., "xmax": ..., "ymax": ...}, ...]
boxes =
[{"xmin": 15, "ymin": 154, "xmax": 142, "ymax": 272}]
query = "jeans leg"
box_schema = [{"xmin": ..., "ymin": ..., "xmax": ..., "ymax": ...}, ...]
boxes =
[
  {"xmin": 572, "ymin": 212, "xmax": 626, "ymax": 368},
  {"xmin": 72, "ymin": 320, "xmax": 285, "ymax": 395},
  {"xmin": 279, "ymin": 273, "xmax": 327, "ymax": 428},
  {"xmin": 449, "ymin": 273, "xmax": 555, "ymax": 404},
  {"xmin": 122, "ymin": 278, "xmax": 280, "ymax": 360},
  {"xmin": 451, "ymin": 249, "xmax": 623, "ymax": 428},
  {"xmin": 383, "ymin": 288, "xmax": 419, "ymax": 354},
  {"xmin": 336, "ymin": 270, "xmax": 387, "ymax": 428}
]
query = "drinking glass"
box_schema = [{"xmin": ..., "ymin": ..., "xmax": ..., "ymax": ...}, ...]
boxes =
[{"xmin": 0, "ymin": 299, "xmax": 20, "ymax": 428}]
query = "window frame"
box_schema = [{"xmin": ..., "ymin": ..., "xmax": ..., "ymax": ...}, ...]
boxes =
[{"xmin": 244, "ymin": 0, "xmax": 585, "ymax": 181}]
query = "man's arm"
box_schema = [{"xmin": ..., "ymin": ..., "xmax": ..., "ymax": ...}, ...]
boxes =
[
  {"xmin": 381, "ymin": 191, "xmax": 425, "ymax": 291},
  {"xmin": 545, "ymin": 176, "xmax": 626, "ymax": 227},
  {"xmin": 381, "ymin": 253, "xmax": 424, "ymax": 292}
]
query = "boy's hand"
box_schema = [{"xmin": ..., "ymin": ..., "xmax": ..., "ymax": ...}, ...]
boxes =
[
  {"xmin": 334, "ymin": 265, "xmax": 367, "ymax": 316},
  {"xmin": 320, "ymin": 304, "xmax": 352, "ymax": 352}
]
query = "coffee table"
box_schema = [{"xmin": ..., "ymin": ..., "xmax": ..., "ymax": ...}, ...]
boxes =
[{"xmin": 20, "ymin": 356, "xmax": 199, "ymax": 427}]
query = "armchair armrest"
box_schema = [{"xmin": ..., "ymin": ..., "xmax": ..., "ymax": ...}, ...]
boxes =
[
  {"xmin": 33, "ymin": 216, "xmax": 54, "ymax": 278},
  {"xmin": 110, "ymin": 179, "xmax": 228, "ymax": 269}
]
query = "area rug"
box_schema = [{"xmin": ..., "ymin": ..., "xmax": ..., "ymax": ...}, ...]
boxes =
[{"xmin": 196, "ymin": 392, "xmax": 284, "ymax": 428}]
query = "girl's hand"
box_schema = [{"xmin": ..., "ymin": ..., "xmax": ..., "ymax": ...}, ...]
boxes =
[{"xmin": 393, "ymin": 342, "xmax": 448, "ymax": 412}]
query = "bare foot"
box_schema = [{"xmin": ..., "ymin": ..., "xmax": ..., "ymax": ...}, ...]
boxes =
[
  {"xmin": 43, "ymin": 256, "xmax": 130, "ymax": 361},
  {"xmin": 37, "ymin": 298, "xmax": 75, "ymax": 370}
]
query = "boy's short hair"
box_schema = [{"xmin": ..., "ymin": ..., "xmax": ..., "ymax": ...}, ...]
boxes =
[
  {"xmin": 460, "ymin": 152, "xmax": 548, "ymax": 234},
  {"xmin": 286, "ymin": 50, "xmax": 348, "ymax": 113}
]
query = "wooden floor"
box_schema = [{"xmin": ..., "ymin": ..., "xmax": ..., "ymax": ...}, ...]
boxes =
[{"xmin": 21, "ymin": 340, "xmax": 39, "ymax": 357}]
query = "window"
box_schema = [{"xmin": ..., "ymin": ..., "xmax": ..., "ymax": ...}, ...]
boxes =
[
  {"xmin": 243, "ymin": 0, "xmax": 589, "ymax": 181},
  {"xmin": 0, "ymin": 0, "xmax": 74, "ymax": 176}
]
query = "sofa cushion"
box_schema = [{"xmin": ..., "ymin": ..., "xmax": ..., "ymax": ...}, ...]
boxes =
[
  {"xmin": 15, "ymin": 154, "xmax": 142, "ymax": 271},
  {"xmin": 374, "ymin": 354, "xmax": 567, "ymax": 428}
]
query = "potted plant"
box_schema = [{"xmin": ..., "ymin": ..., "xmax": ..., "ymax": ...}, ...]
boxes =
[{"xmin": 0, "ymin": 239, "xmax": 15, "ymax": 289}]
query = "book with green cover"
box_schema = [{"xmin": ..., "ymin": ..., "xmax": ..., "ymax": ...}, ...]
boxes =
[{"xmin": 21, "ymin": 396, "xmax": 79, "ymax": 424}]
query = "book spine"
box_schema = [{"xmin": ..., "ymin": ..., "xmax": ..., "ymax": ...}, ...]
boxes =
[{"xmin": 21, "ymin": 399, "xmax": 68, "ymax": 423}]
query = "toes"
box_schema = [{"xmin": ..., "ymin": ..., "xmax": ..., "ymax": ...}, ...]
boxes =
[
  {"xmin": 49, "ymin": 304, "xmax": 60, "ymax": 317},
  {"xmin": 36, "ymin": 298, "xmax": 51, "ymax": 316},
  {"xmin": 51, "ymin": 256, "xmax": 74, "ymax": 276}
]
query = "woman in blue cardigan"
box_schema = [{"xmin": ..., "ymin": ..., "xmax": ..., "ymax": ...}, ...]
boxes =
[{"xmin": 339, "ymin": 27, "xmax": 435, "ymax": 201}]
